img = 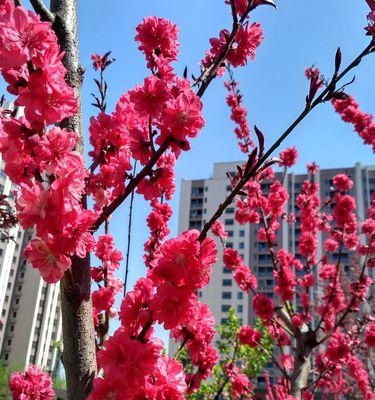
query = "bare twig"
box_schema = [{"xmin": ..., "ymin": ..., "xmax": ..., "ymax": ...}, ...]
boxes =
[
  {"xmin": 30, "ymin": 0, "xmax": 55, "ymax": 22},
  {"xmin": 124, "ymin": 161, "xmax": 137, "ymax": 296}
]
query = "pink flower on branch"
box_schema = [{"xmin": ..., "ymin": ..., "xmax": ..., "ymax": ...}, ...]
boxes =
[{"xmin": 9, "ymin": 365, "xmax": 55, "ymax": 400}]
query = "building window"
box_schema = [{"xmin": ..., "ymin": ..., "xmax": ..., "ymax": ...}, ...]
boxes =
[
  {"xmin": 15, "ymin": 298, "xmax": 19, "ymax": 305},
  {"xmin": 13, "ymin": 312, "xmax": 17, "ymax": 318},
  {"xmin": 223, "ymin": 267, "xmax": 232, "ymax": 274},
  {"xmin": 226, "ymin": 242, "xmax": 233, "ymax": 248},
  {"xmin": 259, "ymin": 254, "xmax": 272, "ymax": 262},
  {"xmin": 237, "ymin": 292, "xmax": 243, "ymax": 300},
  {"xmin": 222, "ymin": 292, "xmax": 232, "ymax": 299},
  {"xmin": 10, "ymin": 325, "xmax": 14, "ymax": 332},
  {"xmin": 239, "ymin": 242, "xmax": 244, "ymax": 249},
  {"xmin": 1, "ymin": 309, "xmax": 5, "ymax": 317},
  {"xmin": 221, "ymin": 305, "xmax": 231, "ymax": 312},
  {"xmin": 7, "ymin": 339, "xmax": 11, "ymax": 346},
  {"xmin": 227, "ymin": 230, "xmax": 233, "ymax": 237},
  {"xmin": 4, "ymin": 354, "xmax": 8, "ymax": 361},
  {"xmin": 237, "ymin": 305, "xmax": 243, "ymax": 313},
  {"xmin": 18, "ymin": 285, "xmax": 22, "ymax": 292},
  {"xmin": 222, "ymin": 279, "xmax": 232, "ymax": 287},
  {"xmin": 239, "ymin": 230, "xmax": 245, "ymax": 237},
  {"xmin": 226, "ymin": 185, "xmax": 232, "ymax": 191},
  {"xmin": 5, "ymin": 296, "xmax": 9, "ymax": 303},
  {"xmin": 225, "ymin": 219, "xmax": 234, "ymax": 225},
  {"xmin": 225, "ymin": 208, "xmax": 235, "ymax": 214},
  {"xmin": 221, "ymin": 318, "xmax": 228, "ymax": 324},
  {"xmin": 191, "ymin": 187, "xmax": 204, "ymax": 196},
  {"xmin": 0, "ymin": 249, "xmax": 3, "ymax": 257},
  {"xmin": 7, "ymin": 282, "xmax": 11, "ymax": 290}
]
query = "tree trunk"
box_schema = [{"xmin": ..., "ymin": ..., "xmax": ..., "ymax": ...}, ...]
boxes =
[
  {"xmin": 290, "ymin": 332, "xmax": 314, "ymax": 399},
  {"xmin": 49, "ymin": 1, "xmax": 97, "ymax": 399}
]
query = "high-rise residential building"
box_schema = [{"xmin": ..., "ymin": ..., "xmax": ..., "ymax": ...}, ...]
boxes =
[
  {"xmin": 174, "ymin": 161, "xmax": 375, "ymax": 386},
  {"xmin": 0, "ymin": 165, "xmax": 62, "ymax": 374}
]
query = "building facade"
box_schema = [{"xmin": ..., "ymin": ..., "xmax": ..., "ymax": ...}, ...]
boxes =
[
  {"xmin": 175, "ymin": 161, "xmax": 375, "ymax": 386},
  {"xmin": 0, "ymin": 166, "xmax": 62, "ymax": 374}
]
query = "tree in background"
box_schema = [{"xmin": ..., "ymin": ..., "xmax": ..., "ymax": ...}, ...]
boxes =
[
  {"xmin": 0, "ymin": 0, "xmax": 374, "ymax": 399},
  {"xmin": 184, "ymin": 309, "xmax": 272, "ymax": 399}
]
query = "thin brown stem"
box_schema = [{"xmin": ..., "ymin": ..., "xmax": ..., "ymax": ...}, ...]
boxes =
[{"xmin": 124, "ymin": 161, "xmax": 137, "ymax": 296}]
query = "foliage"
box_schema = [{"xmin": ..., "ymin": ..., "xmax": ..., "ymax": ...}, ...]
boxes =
[{"xmin": 185, "ymin": 309, "xmax": 272, "ymax": 399}]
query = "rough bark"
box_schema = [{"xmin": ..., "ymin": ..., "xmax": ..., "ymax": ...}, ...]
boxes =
[
  {"xmin": 290, "ymin": 332, "xmax": 315, "ymax": 399},
  {"xmin": 48, "ymin": 1, "xmax": 97, "ymax": 399}
]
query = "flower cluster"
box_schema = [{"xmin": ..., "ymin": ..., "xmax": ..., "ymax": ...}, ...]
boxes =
[
  {"xmin": 223, "ymin": 248, "xmax": 258, "ymax": 293},
  {"xmin": 87, "ymin": 15, "xmax": 217, "ymax": 398},
  {"xmin": 87, "ymin": 18, "xmax": 205, "ymax": 212},
  {"xmin": 225, "ymin": 363, "xmax": 252, "ymax": 398},
  {"xmin": 278, "ymin": 147, "xmax": 298, "ymax": 168},
  {"xmin": 144, "ymin": 199, "xmax": 173, "ymax": 267},
  {"xmin": 9, "ymin": 365, "xmax": 55, "ymax": 400},
  {"xmin": 239, "ymin": 325, "xmax": 262, "ymax": 347},
  {"xmin": 0, "ymin": 2, "xmax": 93, "ymax": 283},
  {"xmin": 296, "ymin": 179, "xmax": 321, "ymax": 265},
  {"xmin": 201, "ymin": 1, "xmax": 263, "ymax": 74},
  {"xmin": 91, "ymin": 235, "xmax": 123, "ymax": 330},
  {"xmin": 224, "ymin": 79, "xmax": 254, "ymax": 153},
  {"xmin": 211, "ymin": 219, "xmax": 229, "ymax": 240},
  {"xmin": 332, "ymin": 94, "xmax": 375, "ymax": 152},
  {"xmin": 89, "ymin": 230, "xmax": 218, "ymax": 397},
  {"xmin": 203, "ymin": 22, "xmax": 263, "ymax": 71},
  {"xmin": 315, "ymin": 329, "xmax": 374, "ymax": 399}
]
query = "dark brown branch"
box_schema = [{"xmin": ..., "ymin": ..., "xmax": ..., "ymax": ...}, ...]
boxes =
[
  {"xmin": 198, "ymin": 39, "xmax": 375, "ymax": 241},
  {"xmin": 13, "ymin": 0, "xmax": 22, "ymax": 6},
  {"xmin": 196, "ymin": 2, "xmax": 254, "ymax": 98},
  {"xmin": 91, "ymin": 139, "xmax": 171, "ymax": 232},
  {"xmin": 229, "ymin": 0, "xmax": 238, "ymax": 24},
  {"xmin": 30, "ymin": 0, "xmax": 55, "ymax": 22}
]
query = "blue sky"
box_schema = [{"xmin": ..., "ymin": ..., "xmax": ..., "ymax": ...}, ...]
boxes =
[
  {"xmin": 22, "ymin": 1, "xmax": 375, "ymax": 342},
  {"xmin": 76, "ymin": 0, "xmax": 375, "ymax": 342}
]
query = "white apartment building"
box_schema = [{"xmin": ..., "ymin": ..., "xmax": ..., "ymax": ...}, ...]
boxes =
[
  {"xmin": 0, "ymin": 166, "xmax": 62, "ymax": 374},
  {"xmin": 174, "ymin": 161, "xmax": 375, "ymax": 386}
]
